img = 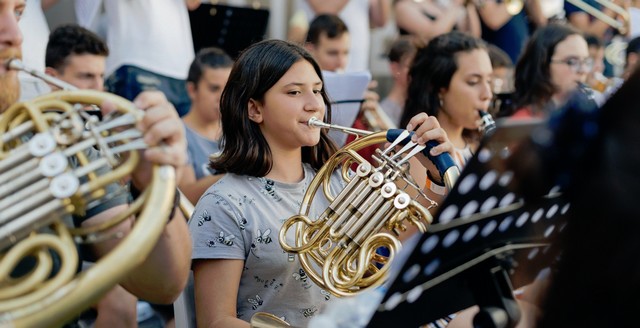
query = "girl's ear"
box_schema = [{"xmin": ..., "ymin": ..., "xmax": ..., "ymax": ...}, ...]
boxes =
[
  {"xmin": 438, "ymin": 87, "xmax": 447, "ymax": 99},
  {"xmin": 248, "ymin": 98, "xmax": 264, "ymax": 123}
]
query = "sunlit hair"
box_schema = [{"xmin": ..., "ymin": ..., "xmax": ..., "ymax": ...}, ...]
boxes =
[
  {"xmin": 387, "ymin": 35, "xmax": 418, "ymax": 64},
  {"xmin": 211, "ymin": 39, "xmax": 338, "ymax": 176},
  {"xmin": 186, "ymin": 47, "xmax": 233, "ymax": 85},
  {"xmin": 511, "ymin": 24, "xmax": 581, "ymax": 113},
  {"xmin": 306, "ymin": 14, "xmax": 349, "ymax": 45},
  {"xmin": 45, "ymin": 24, "xmax": 108, "ymax": 72},
  {"xmin": 400, "ymin": 31, "xmax": 487, "ymax": 128}
]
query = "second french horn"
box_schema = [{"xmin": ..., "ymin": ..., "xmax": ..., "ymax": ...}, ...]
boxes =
[
  {"xmin": 279, "ymin": 118, "xmax": 460, "ymax": 297},
  {"xmin": 0, "ymin": 60, "xmax": 177, "ymax": 327}
]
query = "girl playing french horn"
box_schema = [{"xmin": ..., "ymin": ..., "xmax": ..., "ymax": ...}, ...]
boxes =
[{"xmin": 188, "ymin": 39, "xmax": 454, "ymax": 327}]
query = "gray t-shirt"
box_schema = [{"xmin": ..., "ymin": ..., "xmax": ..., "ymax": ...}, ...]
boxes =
[
  {"xmin": 184, "ymin": 123, "xmax": 220, "ymax": 179},
  {"xmin": 189, "ymin": 163, "xmax": 345, "ymax": 326}
]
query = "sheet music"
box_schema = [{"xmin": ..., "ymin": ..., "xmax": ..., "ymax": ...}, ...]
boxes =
[
  {"xmin": 630, "ymin": 7, "xmax": 640, "ymax": 39},
  {"xmin": 322, "ymin": 70, "xmax": 371, "ymax": 147}
]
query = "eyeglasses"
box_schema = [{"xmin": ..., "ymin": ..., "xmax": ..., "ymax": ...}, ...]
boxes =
[{"xmin": 550, "ymin": 57, "xmax": 594, "ymax": 72}]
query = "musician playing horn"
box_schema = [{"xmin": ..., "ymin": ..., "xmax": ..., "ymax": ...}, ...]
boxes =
[
  {"xmin": 188, "ymin": 39, "xmax": 455, "ymax": 328},
  {"xmin": 0, "ymin": 0, "xmax": 192, "ymax": 323}
]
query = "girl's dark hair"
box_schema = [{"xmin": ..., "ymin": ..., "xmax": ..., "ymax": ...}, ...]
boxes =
[
  {"xmin": 510, "ymin": 24, "xmax": 581, "ymax": 115},
  {"xmin": 400, "ymin": 31, "xmax": 487, "ymax": 128},
  {"xmin": 211, "ymin": 39, "xmax": 337, "ymax": 176}
]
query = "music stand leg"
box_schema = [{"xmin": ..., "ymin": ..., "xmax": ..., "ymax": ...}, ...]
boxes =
[{"xmin": 468, "ymin": 257, "xmax": 521, "ymax": 328}]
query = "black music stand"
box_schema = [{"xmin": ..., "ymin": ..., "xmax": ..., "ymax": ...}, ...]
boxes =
[
  {"xmin": 189, "ymin": 4, "xmax": 269, "ymax": 58},
  {"xmin": 367, "ymin": 118, "xmax": 570, "ymax": 328}
]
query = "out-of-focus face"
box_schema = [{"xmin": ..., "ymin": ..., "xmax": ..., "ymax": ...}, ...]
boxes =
[
  {"xmin": 549, "ymin": 34, "xmax": 590, "ymax": 103},
  {"xmin": 491, "ymin": 66, "xmax": 513, "ymax": 94},
  {"xmin": 188, "ymin": 66, "xmax": 231, "ymax": 123},
  {"xmin": 250, "ymin": 60, "xmax": 325, "ymax": 150},
  {"xmin": 586, "ymin": 45, "xmax": 606, "ymax": 89},
  {"xmin": 589, "ymin": 45, "xmax": 605, "ymax": 75},
  {"xmin": 47, "ymin": 54, "xmax": 106, "ymax": 90},
  {"xmin": 392, "ymin": 54, "xmax": 414, "ymax": 88},
  {"xmin": 439, "ymin": 49, "xmax": 493, "ymax": 132},
  {"xmin": 309, "ymin": 32, "xmax": 350, "ymax": 72},
  {"xmin": 0, "ymin": 0, "xmax": 25, "ymax": 113}
]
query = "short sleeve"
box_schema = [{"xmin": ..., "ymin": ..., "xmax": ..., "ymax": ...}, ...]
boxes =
[{"xmin": 189, "ymin": 192, "xmax": 247, "ymax": 261}]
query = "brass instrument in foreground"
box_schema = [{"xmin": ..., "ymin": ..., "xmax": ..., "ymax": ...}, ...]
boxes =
[
  {"xmin": 565, "ymin": 0, "xmax": 630, "ymax": 34},
  {"xmin": 279, "ymin": 118, "xmax": 459, "ymax": 297},
  {"xmin": 0, "ymin": 60, "xmax": 176, "ymax": 327}
]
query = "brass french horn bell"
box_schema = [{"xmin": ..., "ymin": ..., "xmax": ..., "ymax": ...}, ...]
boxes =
[
  {"xmin": 0, "ymin": 59, "xmax": 178, "ymax": 327},
  {"xmin": 279, "ymin": 117, "xmax": 460, "ymax": 297}
]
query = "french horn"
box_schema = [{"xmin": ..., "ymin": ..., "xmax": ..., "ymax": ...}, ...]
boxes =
[
  {"xmin": 0, "ymin": 60, "xmax": 177, "ymax": 327},
  {"xmin": 279, "ymin": 118, "xmax": 460, "ymax": 297}
]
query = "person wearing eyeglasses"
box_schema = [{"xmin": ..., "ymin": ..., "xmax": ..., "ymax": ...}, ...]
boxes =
[{"xmin": 506, "ymin": 24, "xmax": 591, "ymax": 119}]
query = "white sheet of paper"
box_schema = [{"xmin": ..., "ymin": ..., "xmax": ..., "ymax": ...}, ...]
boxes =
[
  {"xmin": 630, "ymin": 7, "xmax": 640, "ymax": 39},
  {"xmin": 322, "ymin": 70, "xmax": 371, "ymax": 147}
]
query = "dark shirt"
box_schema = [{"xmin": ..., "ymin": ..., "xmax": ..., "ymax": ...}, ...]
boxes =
[{"xmin": 481, "ymin": 11, "xmax": 529, "ymax": 64}]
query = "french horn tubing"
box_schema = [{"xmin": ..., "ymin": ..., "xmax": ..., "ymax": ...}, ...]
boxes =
[
  {"xmin": 279, "ymin": 118, "xmax": 460, "ymax": 297},
  {"xmin": 0, "ymin": 59, "xmax": 177, "ymax": 327}
]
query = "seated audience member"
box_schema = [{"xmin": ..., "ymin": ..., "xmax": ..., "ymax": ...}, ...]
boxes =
[
  {"xmin": 179, "ymin": 47, "xmax": 233, "ymax": 204},
  {"xmin": 379, "ymin": 36, "xmax": 417, "ymax": 127},
  {"xmin": 394, "ymin": 0, "xmax": 480, "ymax": 45},
  {"xmin": 507, "ymin": 24, "xmax": 591, "ymax": 118}
]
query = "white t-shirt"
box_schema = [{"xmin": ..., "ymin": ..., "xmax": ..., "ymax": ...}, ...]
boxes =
[
  {"xmin": 297, "ymin": 0, "xmax": 371, "ymax": 72},
  {"xmin": 103, "ymin": 0, "xmax": 194, "ymax": 79}
]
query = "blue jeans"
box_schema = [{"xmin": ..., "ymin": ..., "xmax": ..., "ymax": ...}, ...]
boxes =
[{"xmin": 105, "ymin": 65, "xmax": 191, "ymax": 117}]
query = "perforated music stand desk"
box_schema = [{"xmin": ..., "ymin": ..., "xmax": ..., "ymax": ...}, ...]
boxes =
[
  {"xmin": 189, "ymin": 4, "xmax": 269, "ymax": 58},
  {"xmin": 368, "ymin": 118, "xmax": 569, "ymax": 328}
]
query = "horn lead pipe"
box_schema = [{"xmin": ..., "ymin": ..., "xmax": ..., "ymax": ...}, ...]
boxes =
[
  {"xmin": 307, "ymin": 117, "xmax": 373, "ymax": 137},
  {"xmin": 6, "ymin": 58, "xmax": 79, "ymax": 91}
]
